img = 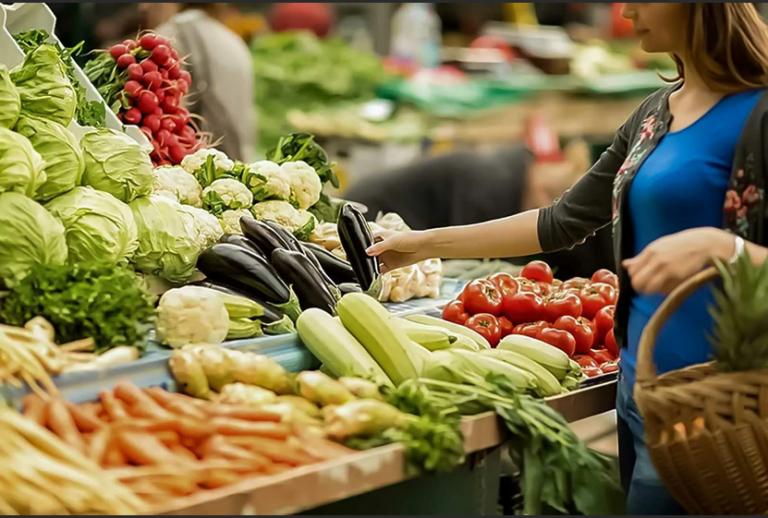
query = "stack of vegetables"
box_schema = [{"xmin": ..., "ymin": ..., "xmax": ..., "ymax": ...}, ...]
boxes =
[
  {"xmin": 441, "ymin": 260, "xmax": 620, "ymax": 376},
  {"xmin": 83, "ymin": 32, "xmax": 206, "ymax": 166}
]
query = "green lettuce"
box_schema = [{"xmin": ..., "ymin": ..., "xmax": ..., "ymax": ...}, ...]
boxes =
[
  {"xmin": 0, "ymin": 192, "xmax": 67, "ymax": 284},
  {"xmin": 0, "ymin": 64, "xmax": 21, "ymax": 129},
  {"xmin": 0, "ymin": 127, "xmax": 46, "ymax": 198},
  {"xmin": 46, "ymin": 186, "xmax": 138, "ymax": 266},
  {"xmin": 11, "ymin": 45, "xmax": 76, "ymax": 126}
]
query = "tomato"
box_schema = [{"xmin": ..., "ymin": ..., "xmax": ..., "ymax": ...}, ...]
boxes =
[
  {"xmin": 600, "ymin": 361, "xmax": 619, "ymax": 374},
  {"xmin": 502, "ymin": 291, "xmax": 543, "ymax": 324},
  {"xmin": 515, "ymin": 277, "xmax": 542, "ymax": 295},
  {"xmin": 462, "ymin": 280, "xmax": 503, "ymax": 316},
  {"xmin": 486, "ymin": 273, "xmax": 520, "ymax": 296},
  {"xmin": 562, "ymin": 277, "xmax": 590, "ymax": 292},
  {"xmin": 581, "ymin": 317, "xmax": 598, "ymax": 338},
  {"xmin": 466, "ymin": 314, "xmax": 501, "ymax": 347},
  {"xmin": 591, "ymin": 269, "xmax": 619, "ymax": 289},
  {"xmin": 588, "ymin": 348, "xmax": 614, "ymax": 364},
  {"xmin": 593, "ymin": 305, "xmax": 615, "ymax": 344},
  {"xmin": 592, "ymin": 282, "xmax": 618, "ymax": 306},
  {"xmin": 535, "ymin": 281, "xmax": 553, "ymax": 297},
  {"xmin": 498, "ymin": 316, "xmax": 514, "ymax": 338},
  {"xmin": 442, "ymin": 300, "xmax": 469, "ymax": 325},
  {"xmin": 457, "ymin": 289, "xmax": 466, "ymax": 303},
  {"xmin": 578, "ymin": 286, "xmax": 608, "ymax": 319},
  {"xmin": 583, "ymin": 365, "xmax": 604, "ymax": 378},
  {"xmin": 553, "ymin": 316, "xmax": 594, "ymax": 354},
  {"xmin": 542, "ymin": 292, "xmax": 582, "ymax": 323},
  {"xmin": 537, "ymin": 328, "xmax": 576, "ymax": 357},
  {"xmin": 604, "ymin": 328, "xmax": 619, "ymax": 357},
  {"xmin": 573, "ymin": 354, "xmax": 599, "ymax": 369},
  {"xmin": 512, "ymin": 321, "xmax": 548, "ymax": 339},
  {"xmin": 520, "ymin": 260, "xmax": 554, "ymax": 284}
]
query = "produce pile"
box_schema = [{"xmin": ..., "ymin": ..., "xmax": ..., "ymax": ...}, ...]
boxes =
[{"xmin": 441, "ymin": 260, "xmax": 620, "ymax": 377}]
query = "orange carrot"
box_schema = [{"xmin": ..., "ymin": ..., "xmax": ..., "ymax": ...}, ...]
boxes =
[
  {"xmin": 47, "ymin": 398, "xmax": 85, "ymax": 453},
  {"xmin": 206, "ymin": 405, "xmax": 283, "ymax": 422},
  {"xmin": 65, "ymin": 401, "xmax": 104, "ymax": 433},
  {"xmin": 103, "ymin": 436, "xmax": 128, "ymax": 467},
  {"xmin": 198, "ymin": 469, "xmax": 240, "ymax": 490},
  {"xmin": 228, "ymin": 436, "xmax": 316, "ymax": 466},
  {"xmin": 114, "ymin": 381, "xmax": 171, "ymax": 419},
  {"xmin": 210, "ymin": 418, "xmax": 290, "ymax": 439},
  {"xmin": 116, "ymin": 430, "xmax": 190, "ymax": 466},
  {"xmin": 198, "ymin": 435, "xmax": 271, "ymax": 469},
  {"xmin": 154, "ymin": 430, "xmax": 181, "ymax": 447},
  {"xmin": 170, "ymin": 444, "xmax": 199, "ymax": 462},
  {"xmin": 88, "ymin": 427, "xmax": 112, "ymax": 465},
  {"xmin": 22, "ymin": 394, "xmax": 47, "ymax": 427},
  {"xmin": 100, "ymin": 390, "xmax": 128, "ymax": 421},
  {"xmin": 144, "ymin": 387, "xmax": 208, "ymax": 420}
]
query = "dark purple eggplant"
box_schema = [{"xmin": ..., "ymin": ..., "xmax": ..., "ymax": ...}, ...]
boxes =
[
  {"xmin": 219, "ymin": 234, "xmax": 265, "ymax": 257},
  {"xmin": 339, "ymin": 283, "xmax": 363, "ymax": 295},
  {"xmin": 240, "ymin": 218, "xmax": 289, "ymax": 257},
  {"xmin": 338, "ymin": 203, "xmax": 379, "ymax": 291},
  {"xmin": 301, "ymin": 242, "xmax": 357, "ymax": 284},
  {"xmin": 196, "ymin": 244, "xmax": 301, "ymax": 321},
  {"xmin": 271, "ymin": 248, "xmax": 337, "ymax": 315},
  {"xmin": 264, "ymin": 221, "xmax": 302, "ymax": 253}
]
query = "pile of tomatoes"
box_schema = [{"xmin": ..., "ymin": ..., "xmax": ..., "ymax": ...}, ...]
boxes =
[{"xmin": 442, "ymin": 260, "xmax": 619, "ymax": 377}]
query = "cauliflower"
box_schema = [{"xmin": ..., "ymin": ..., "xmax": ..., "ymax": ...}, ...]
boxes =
[
  {"xmin": 178, "ymin": 204, "xmax": 224, "ymax": 250},
  {"xmin": 181, "ymin": 148, "xmax": 236, "ymax": 187},
  {"xmin": 241, "ymin": 160, "xmax": 292, "ymax": 202},
  {"xmin": 155, "ymin": 286, "xmax": 230, "ymax": 348},
  {"xmin": 281, "ymin": 160, "xmax": 322, "ymax": 210},
  {"xmin": 251, "ymin": 200, "xmax": 317, "ymax": 240},
  {"xmin": 202, "ymin": 178, "xmax": 253, "ymax": 215},
  {"xmin": 152, "ymin": 166, "xmax": 203, "ymax": 208},
  {"xmin": 220, "ymin": 209, "xmax": 252, "ymax": 235}
]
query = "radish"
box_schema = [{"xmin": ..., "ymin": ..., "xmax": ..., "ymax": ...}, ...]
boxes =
[
  {"xmin": 117, "ymin": 112, "xmax": 124, "ymax": 122},
  {"xmin": 137, "ymin": 90, "xmax": 159, "ymax": 114},
  {"xmin": 155, "ymin": 88, "xmax": 166, "ymax": 104},
  {"xmin": 160, "ymin": 117, "xmax": 177, "ymax": 133},
  {"xmin": 179, "ymin": 124, "xmax": 195, "ymax": 141},
  {"xmin": 117, "ymin": 53, "xmax": 136, "ymax": 69},
  {"xmin": 139, "ymin": 33, "xmax": 159, "ymax": 51},
  {"xmin": 123, "ymin": 39, "xmax": 137, "ymax": 51},
  {"xmin": 109, "ymin": 44, "xmax": 128, "ymax": 60},
  {"xmin": 159, "ymin": 68, "xmax": 169, "ymax": 80},
  {"xmin": 124, "ymin": 107, "xmax": 142, "ymax": 125},
  {"xmin": 142, "ymin": 71, "xmax": 162, "ymax": 90},
  {"xmin": 127, "ymin": 63, "xmax": 144, "ymax": 81},
  {"xmin": 140, "ymin": 58, "xmax": 158, "ymax": 74},
  {"xmin": 143, "ymin": 114, "xmax": 162, "ymax": 133},
  {"xmin": 160, "ymin": 95, "xmax": 179, "ymax": 113},
  {"xmin": 156, "ymin": 129, "xmax": 172, "ymax": 147},
  {"xmin": 152, "ymin": 44, "xmax": 171, "ymax": 67},
  {"xmin": 167, "ymin": 60, "xmax": 181, "ymax": 80},
  {"xmin": 170, "ymin": 48, "xmax": 180, "ymax": 60},
  {"xmin": 155, "ymin": 35, "xmax": 170, "ymax": 47},
  {"xmin": 169, "ymin": 142, "xmax": 186, "ymax": 164},
  {"xmin": 179, "ymin": 70, "xmax": 191, "ymax": 84},
  {"xmin": 124, "ymin": 80, "xmax": 143, "ymax": 98},
  {"xmin": 154, "ymin": 107, "xmax": 163, "ymax": 116},
  {"xmin": 140, "ymin": 126, "xmax": 153, "ymax": 141}
]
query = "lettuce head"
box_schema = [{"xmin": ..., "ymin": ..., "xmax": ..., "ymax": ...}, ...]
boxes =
[
  {"xmin": 0, "ymin": 64, "xmax": 21, "ymax": 129},
  {"xmin": 11, "ymin": 45, "xmax": 76, "ymax": 126},
  {"xmin": 0, "ymin": 127, "xmax": 46, "ymax": 197},
  {"xmin": 81, "ymin": 128, "xmax": 153, "ymax": 203}
]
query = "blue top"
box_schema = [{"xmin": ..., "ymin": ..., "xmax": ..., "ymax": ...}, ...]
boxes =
[{"xmin": 622, "ymin": 89, "xmax": 763, "ymax": 387}]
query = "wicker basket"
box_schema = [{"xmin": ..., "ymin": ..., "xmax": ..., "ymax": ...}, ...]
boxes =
[{"xmin": 634, "ymin": 267, "xmax": 768, "ymax": 515}]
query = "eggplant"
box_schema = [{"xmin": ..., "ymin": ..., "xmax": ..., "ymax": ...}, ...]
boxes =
[
  {"xmin": 271, "ymin": 248, "xmax": 337, "ymax": 315},
  {"xmin": 338, "ymin": 203, "xmax": 379, "ymax": 292},
  {"xmin": 301, "ymin": 242, "xmax": 357, "ymax": 284},
  {"xmin": 339, "ymin": 283, "xmax": 363, "ymax": 295},
  {"xmin": 240, "ymin": 218, "xmax": 289, "ymax": 257},
  {"xmin": 196, "ymin": 244, "xmax": 301, "ymax": 321},
  {"xmin": 219, "ymin": 234, "xmax": 265, "ymax": 257},
  {"xmin": 264, "ymin": 221, "xmax": 302, "ymax": 253}
]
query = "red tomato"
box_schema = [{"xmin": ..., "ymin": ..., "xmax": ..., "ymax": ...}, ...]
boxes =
[
  {"xmin": 553, "ymin": 316, "xmax": 594, "ymax": 354},
  {"xmin": 486, "ymin": 273, "xmax": 519, "ymax": 296},
  {"xmin": 604, "ymin": 328, "xmax": 619, "ymax": 357},
  {"xmin": 515, "ymin": 277, "xmax": 542, "ymax": 295},
  {"xmin": 578, "ymin": 286, "xmax": 608, "ymax": 319},
  {"xmin": 562, "ymin": 277, "xmax": 591, "ymax": 292},
  {"xmin": 601, "ymin": 361, "xmax": 619, "ymax": 374},
  {"xmin": 502, "ymin": 291, "xmax": 543, "ymax": 324},
  {"xmin": 498, "ymin": 316, "xmax": 514, "ymax": 338},
  {"xmin": 466, "ymin": 314, "xmax": 501, "ymax": 347},
  {"xmin": 442, "ymin": 300, "xmax": 469, "ymax": 325},
  {"xmin": 457, "ymin": 289, "xmax": 466, "ymax": 303},
  {"xmin": 588, "ymin": 348, "xmax": 614, "ymax": 364},
  {"xmin": 520, "ymin": 260, "xmax": 554, "ymax": 284},
  {"xmin": 462, "ymin": 280, "xmax": 503, "ymax": 316},
  {"xmin": 537, "ymin": 328, "xmax": 576, "ymax": 357},
  {"xmin": 592, "ymin": 282, "xmax": 618, "ymax": 306},
  {"xmin": 542, "ymin": 292, "xmax": 582, "ymax": 323},
  {"xmin": 535, "ymin": 281, "xmax": 553, "ymax": 297},
  {"xmin": 573, "ymin": 354, "xmax": 599, "ymax": 369},
  {"xmin": 581, "ymin": 317, "xmax": 598, "ymax": 339},
  {"xmin": 591, "ymin": 269, "xmax": 619, "ymax": 289},
  {"xmin": 512, "ymin": 321, "xmax": 548, "ymax": 339},
  {"xmin": 583, "ymin": 365, "xmax": 604, "ymax": 378},
  {"xmin": 594, "ymin": 305, "xmax": 615, "ymax": 344}
]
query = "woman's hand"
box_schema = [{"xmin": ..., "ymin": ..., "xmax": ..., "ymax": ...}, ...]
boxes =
[
  {"xmin": 622, "ymin": 227, "xmax": 734, "ymax": 295},
  {"xmin": 366, "ymin": 230, "xmax": 430, "ymax": 273}
]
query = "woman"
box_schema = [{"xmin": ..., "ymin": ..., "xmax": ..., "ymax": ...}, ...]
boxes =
[
  {"xmin": 140, "ymin": 3, "xmax": 256, "ymax": 162},
  {"xmin": 369, "ymin": 4, "xmax": 768, "ymax": 515}
]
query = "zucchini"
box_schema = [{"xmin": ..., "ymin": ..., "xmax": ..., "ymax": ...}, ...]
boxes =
[
  {"xmin": 479, "ymin": 349, "xmax": 563, "ymax": 397},
  {"xmin": 405, "ymin": 314, "xmax": 491, "ymax": 350}
]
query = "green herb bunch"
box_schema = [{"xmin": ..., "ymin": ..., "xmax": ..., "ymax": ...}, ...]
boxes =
[{"xmin": 0, "ymin": 263, "xmax": 156, "ymax": 354}]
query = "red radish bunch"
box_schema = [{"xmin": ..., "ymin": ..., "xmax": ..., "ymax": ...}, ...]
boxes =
[{"xmin": 99, "ymin": 32, "xmax": 210, "ymax": 166}]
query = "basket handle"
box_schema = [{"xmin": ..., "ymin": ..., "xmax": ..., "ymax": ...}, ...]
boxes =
[{"xmin": 635, "ymin": 267, "xmax": 721, "ymax": 385}]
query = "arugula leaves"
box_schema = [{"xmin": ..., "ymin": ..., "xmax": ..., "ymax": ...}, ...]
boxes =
[{"xmin": 267, "ymin": 132, "xmax": 338, "ymax": 188}]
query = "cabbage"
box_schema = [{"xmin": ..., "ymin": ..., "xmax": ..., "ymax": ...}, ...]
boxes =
[
  {"xmin": 10, "ymin": 45, "xmax": 76, "ymax": 126},
  {"xmin": 46, "ymin": 187, "xmax": 138, "ymax": 265},
  {"xmin": 80, "ymin": 128, "xmax": 153, "ymax": 203},
  {"xmin": 129, "ymin": 195, "xmax": 201, "ymax": 283},
  {"xmin": 15, "ymin": 115, "xmax": 84, "ymax": 201},
  {"xmin": 0, "ymin": 192, "xmax": 67, "ymax": 284},
  {"xmin": 0, "ymin": 127, "xmax": 46, "ymax": 197},
  {"xmin": 0, "ymin": 64, "xmax": 21, "ymax": 129}
]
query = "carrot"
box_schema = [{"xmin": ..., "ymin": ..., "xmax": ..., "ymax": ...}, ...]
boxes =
[
  {"xmin": 198, "ymin": 435, "xmax": 271, "ymax": 469},
  {"xmin": 263, "ymin": 463, "xmax": 293, "ymax": 476},
  {"xmin": 126, "ymin": 475, "xmax": 198, "ymax": 496},
  {"xmin": 198, "ymin": 469, "xmax": 240, "ymax": 490},
  {"xmin": 154, "ymin": 430, "xmax": 180, "ymax": 447},
  {"xmin": 210, "ymin": 418, "xmax": 291, "ymax": 439},
  {"xmin": 88, "ymin": 427, "xmax": 112, "ymax": 465},
  {"xmin": 104, "ymin": 436, "xmax": 128, "ymax": 467},
  {"xmin": 116, "ymin": 429, "xmax": 190, "ymax": 466},
  {"xmin": 292, "ymin": 435, "xmax": 357, "ymax": 461},
  {"xmin": 47, "ymin": 398, "xmax": 85, "ymax": 453},
  {"xmin": 170, "ymin": 444, "xmax": 199, "ymax": 462},
  {"xmin": 207, "ymin": 405, "xmax": 282, "ymax": 422},
  {"xmin": 133, "ymin": 416, "xmax": 213, "ymax": 439},
  {"xmin": 144, "ymin": 387, "xmax": 208, "ymax": 420},
  {"xmin": 228, "ymin": 436, "xmax": 316, "ymax": 466},
  {"xmin": 22, "ymin": 394, "xmax": 47, "ymax": 427},
  {"xmin": 100, "ymin": 390, "xmax": 128, "ymax": 420},
  {"xmin": 65, "ymin": 401, "xmax": 104, "ymax": 433},
  {"xmin": 114, "ymin": 381, "xmax": 171, "ymax": 419}
]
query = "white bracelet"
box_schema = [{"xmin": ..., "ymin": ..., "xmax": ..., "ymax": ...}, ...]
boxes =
[{"xmin": 730, "ymin": 235, "xmax": 745, "ymax": 265}]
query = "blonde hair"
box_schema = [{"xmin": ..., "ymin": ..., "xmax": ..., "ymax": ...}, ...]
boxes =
[{"xmin": 665, "ymin": 3, "xmax": 768, "ymax": 93}]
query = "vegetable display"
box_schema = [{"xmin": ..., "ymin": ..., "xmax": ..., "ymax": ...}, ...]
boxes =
[
  {"xmin": 155, "ymin": 286, "xmax": 230, "ymax": 348},
  {"xmin": 0, "ymin": 126, "xmax": 46, "ymax": 198},
  {"xmin": 152, "ymin": 165, "xmax": 203, "ymax": 207},
  {"xmin": 0, "ymin": 63, "xmax": 21, "ymax": 129}
]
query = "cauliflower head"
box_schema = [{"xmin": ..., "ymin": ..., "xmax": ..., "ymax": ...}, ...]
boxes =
[
  {"xmin": 251, "ymin": 200, "xmax": 317, "ymax": 240},
  {"xmin": 203, "ymin": 178, "xmax": 253, "ymax": 215},
  {"xmin": 152, "ymin": 166, "xmax": 203, "ymax": 208},
  {"xmin": 220, "ymin": 209, "xmax": 252, "ymax": 235},
  {"xmin": 181, "ymin": 148, "xmax": 236, "ymax": 187},
  {"xmin": 178, "ymin": 204, "xmax": 223, "ymax": 250},
  {"xmin": 155, "ymin": 286, "xmax": 230, "ymax": 348},
  {"xmin": 241, "ymin": 160, "xmax": 292, "ymax": 202},
  {"xmin": 281, "ymin": 160, "xmax": 321, "ymax": 210}
]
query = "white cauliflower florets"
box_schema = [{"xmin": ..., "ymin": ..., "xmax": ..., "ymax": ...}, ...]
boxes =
[
  {"xmin": 178, "ymin": 204, "xmax": 224, "ymax": 250},
  {"xmin": 281, "ymin": 160, "xmax": 322, "ymax": 210},
  {"xmin": 155, "ymin": 286, "xmax": 230, "ymax": 348},
  {"xmin": 251, "ymin": 200, "xmax": 317, "ymax": 240},
  {"xmin": 203, "ymin": 178, "xmax": 253, "ymax": 215},
  {"xmin": 242, "ymin": 160, "xmax": 292, "ymax": 202},
  {"xmin": 220, "ymin": 209, "xmax": 252, "ymax": 235},
  {"xmin": 152, "ymin": 165, "xmax": 203, "ymax": 208},
  {"xmin": 181, "ymin": 148, "xmax": 236, "ymax": 187}
]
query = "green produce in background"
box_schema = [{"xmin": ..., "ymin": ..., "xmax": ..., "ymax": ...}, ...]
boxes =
[
  {"xmin": 0, "ymin": 192, "xmax": 67, "ymax": 285},
  {"xmin": 0, "ymin": 127, "xmax": 46, "ymax": 198},
  {"xmin": 80, "ymin": 128, "xmax": 153, "ymax": 203},
  {"xmin": 15, "ymin": 115, "xmax": 84, "ymax": 202},
  {"xmin": 0, "ymin": 64, "xmax": 21, "ymax": 129},
  {"xmin": 128, "ymin": 195, "xmax": 201, "ymax": 284},
  {"xmin": 11, "ymin": 45, "xmax": 76, "ymax": 127},
  {"xmin": 45, "ymin": 186, "xmax": 138, "ymax": 266}
]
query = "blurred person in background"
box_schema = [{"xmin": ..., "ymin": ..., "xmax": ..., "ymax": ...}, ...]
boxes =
[
  {"xmin": 268, "ymin": 3, "xmax": 335, "ymax": 38},
  {"xmin": 138, "ymin": 3, "xmax": 256, "ymax": 162}
]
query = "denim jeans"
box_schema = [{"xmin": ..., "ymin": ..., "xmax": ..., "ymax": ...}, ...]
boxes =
[{"xmin": 616, "ymin": 372, "xmax": 687, "ymax": 515}]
